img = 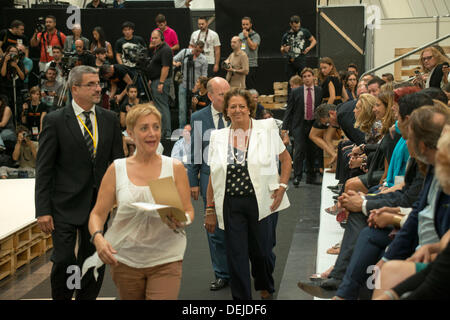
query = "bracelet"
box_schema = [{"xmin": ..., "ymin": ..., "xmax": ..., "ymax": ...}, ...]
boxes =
[
  {"xmin": 90, "ymin": 230, "xmax": 103, "ymax": 244},
  {"xmin": 205, "ymin": 209, "xmax": 216, "ymax": 216},
  {"xmin": 383, "ymin": 290, "xmax": 398, "ymax": 300}
]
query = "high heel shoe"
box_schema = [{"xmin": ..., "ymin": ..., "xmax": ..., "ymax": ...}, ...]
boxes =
[{"xmin": 325, "ymin": 204, "xmax": 339, "ymax": 215}]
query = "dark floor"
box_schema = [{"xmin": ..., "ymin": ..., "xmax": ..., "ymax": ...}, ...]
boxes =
[{"xmin": 0, "ymin": 177, "xmax": 321, "ymax": 300}]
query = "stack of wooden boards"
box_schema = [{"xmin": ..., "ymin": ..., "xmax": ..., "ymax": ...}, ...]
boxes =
[
  {"xmin": 0, "ymin": 222, "xmax": 52, "ymax": 281},
  {"xmin": 258, "ymin": 82, "xmax": 289, "ymax": 110}
]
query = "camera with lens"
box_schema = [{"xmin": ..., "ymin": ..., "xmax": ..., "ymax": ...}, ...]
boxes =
[
  {"xmin": 21, "ymin": 89, "xmax": 30, "ymax": 102},
  {"xmin": 222, "ymin": 61, "xmax": 231, "ymax": 70},
  {"xmin": 36, "ymin": 17, "xmax": 45, "ymax": 33},
  {"xmin": 123, "ymin": 45, "xmax": 152, "ymax": 73},
  {"xmin": 22, "ymin": 132, "xmax": 29, "ymax": 141},
  {"xmin": 8, "ymin": 50, "xmax": 24, "ymax": 63},
  {"xmin": 60, "ymin": 51, "xmax": 79, "ymax": 76}
]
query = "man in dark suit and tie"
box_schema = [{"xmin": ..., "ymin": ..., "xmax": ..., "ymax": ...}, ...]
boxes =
[
  {"xmin": 282, "ymin": 67, "xmax": 322, "ymax": 186},
  {"xmin": 187, "ymin": 77, "xmax": 230, "ymax": 290},
  {"xmin": 35, "ymin": 65, "xmax": 124, "ymax": 300}
]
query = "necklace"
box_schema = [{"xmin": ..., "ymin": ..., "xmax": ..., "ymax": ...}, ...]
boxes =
[{"xmin": 229, "ymin": 118, "xmax": 252, "ymax": 165}]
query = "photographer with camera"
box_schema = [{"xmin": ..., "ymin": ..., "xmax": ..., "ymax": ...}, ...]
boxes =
[
  {"xmin": 0, "ymin": 20, "xmax": 29, "ymax": 59},
  {"xmin": 21, "ymin": 86, "xmax": 47, "ymax": 141},
  {"xmin": 0, "ymin": 45, "xmax": 25, "ymax": 118},
  {"xmin": 173, "ymin": 40, "xmax": 207, "ymax": 128},
  {"xmin": 99, "ymin": 64, "xmax": 133, "ymax": 111},
  {"xmin": 74, "ymin": 39, "xmax": 96, "ymax": 67},
  {"xmin": 0, "ymin": 125, "xmax": 37, "ymax": 179},
  {"xmin": 41, "ymin": 67, "xmax": 64, "ymax": 113},
  {"xmin": 45, "ymin": 45, "xmax": 64, "ymax": 84},
  {"xmin": 148, "ymin": 29, "xmax": 173, "ymax": 138},
  {"xmin": 119, "ymin": 85, "xmax": 140, "ymax": 129},
  {"xmin": 223, "ymin": 36, "xmax": 249, "ymax": 89},
  {"xmin": 30, "ymin": 15, "xmax": 66, "ymax": 72},
  {"xmin": 17, "ymin": 44, "xmax": 33, "ymax": 89}
]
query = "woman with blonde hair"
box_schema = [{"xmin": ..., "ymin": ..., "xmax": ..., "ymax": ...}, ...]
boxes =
[
  {"xmin": 354, "ymin": 93, "xmax": 381, "ymax": 143},
  {"xmin": 83, "ymin": 103, "xmax": 194, "ymax": 300},
  {"xmin": 418, "ymin": 46, "xmax": 450, "ymax": 89}
]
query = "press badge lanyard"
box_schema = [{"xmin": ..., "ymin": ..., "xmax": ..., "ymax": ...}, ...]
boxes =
[{"xmin": 77, "ymin": 114, "xmax": 98, "ymax": 152}]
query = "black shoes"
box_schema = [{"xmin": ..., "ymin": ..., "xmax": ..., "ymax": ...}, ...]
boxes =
[
  {"xmin": 327, "ymin": 184, "xmax": 340, "ymax": 191},
  {"xmin": 319, "ymin": 278, "xmax": 342, "ymax": 290},
  {"xmin": 293, "ymin": 176, "xmax": 301, "ymax": 187},
  {"xmin": 210, "ymin": 278, "xmax": 228, "ymax": 291}
]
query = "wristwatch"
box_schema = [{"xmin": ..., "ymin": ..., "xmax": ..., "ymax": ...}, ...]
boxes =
[
  {"xmin": 279, "ymin": 183, "xmax": 288, "ymax": 190},
  {"xmin": 90, "ymin": 230, "xmax": 103, "ymax": 244}
]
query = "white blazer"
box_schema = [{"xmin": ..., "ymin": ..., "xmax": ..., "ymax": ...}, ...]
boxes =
[{"xmin": 208, "ymin": 118, "xmax": 290, "ymax": 230}]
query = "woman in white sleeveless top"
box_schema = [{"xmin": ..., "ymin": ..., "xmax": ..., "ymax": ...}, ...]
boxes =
[{"xmin": 84, "ymin": 103, "xmax": 194, "ymax": 300}]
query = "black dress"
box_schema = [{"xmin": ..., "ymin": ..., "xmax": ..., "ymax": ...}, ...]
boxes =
[{"xmin": 321, "ymin": 76, "xmax": 343, "ymax": 105}]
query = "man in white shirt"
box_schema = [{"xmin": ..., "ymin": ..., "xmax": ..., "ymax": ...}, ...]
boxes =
[{"xmin": 189, "ymin": 16, "xmax": 221, "ymax": 77}]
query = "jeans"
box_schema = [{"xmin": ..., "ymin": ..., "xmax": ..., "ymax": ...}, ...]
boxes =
[
  {"xmin": 0, "ymin": 129, "xmax": 17, "ymax": 148},
  {"xmin": 150, "ymin": 79, "xmax": 171, "ymax": 138},
  {"xmin": 336, "ymin": 226, "xmax": 393, "ymax": 299},
  {"xmin": 178, "ymin": 85, "xmax": 188, "ymax": 129}
]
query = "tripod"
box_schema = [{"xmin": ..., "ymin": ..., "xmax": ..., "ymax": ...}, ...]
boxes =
[{"xmin": 131, "ymin": 68, "xmax": 153, "ymax": 103}]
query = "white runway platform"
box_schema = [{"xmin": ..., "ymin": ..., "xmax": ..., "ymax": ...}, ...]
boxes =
[{"xmin": 0, "ymin": 179, "xmax": 36, "ymax": 240}]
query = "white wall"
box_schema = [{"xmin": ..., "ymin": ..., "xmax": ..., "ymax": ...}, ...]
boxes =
[{"xmin": 373, "ymin": 16, "xmax": 450, "ymax": 78}]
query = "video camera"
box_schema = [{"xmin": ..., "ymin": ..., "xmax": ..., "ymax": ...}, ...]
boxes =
[
  {"xmin": 8, "ymin": 50, "xmax": 25, "ymax": 63},
  {"xmin": 122, "ymin": 45, "xmax": 152, "ymax": 73},
  {"xmin": 60, "ymin": 51, "xmax": 79, "ymax": 76}
]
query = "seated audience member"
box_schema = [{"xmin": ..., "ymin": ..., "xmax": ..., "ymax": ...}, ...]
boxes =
[
  {"xmin": 90, "ymin": 27, "xmax": 114, "ymax": 61},
  {"xmin": 325, "ymin": 92, "xmax": 432, "ymax": 299},
  {"xmin": 344, "ymin": 72, "xmax": 358, "ymax": 101},
  {"xmin": 444, "ymin": 82, "xmax": 450, "ymax": 105},
  {"xmin": 367, "ymin": 76, "xmax": 385, "ymax": 97},
  {"xmin": 191, "ymin": 76, "xmax": 210, "ymax": 112},
  {"xmin": 382, "ymin": 73, "xmax": 394, "ymax": 83},
  {"xmin": 261, "ymin": 109, "xmax": 283, "ymax": 130},
  {"xmin": 374, "ymin": 126, "xmax": 450, "ymax": 300},
  {"xmin": 21, "ymin": 86, "xmax": 47, "ymax": 140},
  {"xmin": 64, "ymin": 24, "xmax": 89, "ymax": 53},
  {"xmin": 342, "ymin": 90, "xmax": 397, "ymax": 195},
  {"xmin": 99, "ymin": 64, "xmax": 134, "ymax": 107},
  {"xmin": 0, "ymin": 94, "xmax": 16, "ymax": 151},
  {"xmin": 86, "ymin": 0, "xmax": 107, "ymax": 8},
  {"xmin": 248, "ymin": 89, "xmax": 264, "ymax": 120},
  {"xmin": 119, "ymin": 85, "xmax": 140, "ymax": 129},
  {"xmin": 0, "ymin": 125, "xmax": 37, "ymax": 179},
  {"xmin": 417, "ymin": 46, "xmax": 450, "ymax": 89},
  {"xmin": 171, "ymin": 124, "xmax": 191, "ymax": 166},
  {"xmin": 347, "ymin": 63, "xmax": 358, "ymax": 77},
  {"xmin": 370, "ymin": 105, "xmax": 450, "ymax": 299},
  {"xmin": 40, "ymin": 67, "xmax": 64, "ymax": 113},
  {"xmin": 319, "ymin": 57, "xmax": 343, "ymax": 105}
]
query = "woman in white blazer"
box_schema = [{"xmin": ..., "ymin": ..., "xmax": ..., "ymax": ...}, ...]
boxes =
[{"xmin": 205, "ymin": 88, "xmax": 292, "ymax": 300}]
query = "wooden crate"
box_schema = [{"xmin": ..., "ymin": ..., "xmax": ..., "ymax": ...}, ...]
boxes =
[
  {"xmin": 258, "ymin": 95, "xmax": 274, "ymax": 104},
  {"xmin": 274, "ymin": 89, "xmax": 288, "ymax": 96},
  {"xmin": 43, "ymin": 235, "xmax": 53, "ymax": 252},
  {"xmin": 0, "ymin": 255, "xmax": 14, "ymax": 281},
  {"xmin": 273, "ymin": 82, "xmax": 288, "ymax": 91},
  {"xmin": 0, "ymin": 236, "xmax": 14, "ymax": 259},
  {"xmin": 14, "ymin": 245, "xmax": 30, "ymax": 271},
  {"xmin": 29, "ymin": 239, "xmax": 44, "ymax": 262},
  {"xmin": 13, "ymin": 226, "xmax": 32, "ymax": 251},
  {"xmin": 31, "ymin": 223, "xmax": 44, "ymax": 242},
  {"xmin": 274, "ymin": 95, "xmax": 288, "ymax": 103},
  {"xmin": 261, "ymin": 103, "xmax": 285, "ymax": 110}
]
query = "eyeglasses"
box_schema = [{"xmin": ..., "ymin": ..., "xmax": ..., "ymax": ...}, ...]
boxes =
[
  {"xmin": 76, "ymin": 82, "xmax": 101, "ymax": 89},
  {"xmin": 422, "ymin": 56, "xmax": 433, "ymax": 62}
]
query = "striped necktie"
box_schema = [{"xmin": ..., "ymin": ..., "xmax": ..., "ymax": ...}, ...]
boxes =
[{"xmin": 82, "ymin": 111, "xmax": 94, "ymax": 159}]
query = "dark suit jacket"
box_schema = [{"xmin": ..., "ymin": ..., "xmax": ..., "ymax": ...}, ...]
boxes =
[
  {"xmin": 384, "ymin": 166, "xmax": 450, "ymax": 260},
  {"xmin": 35, "ymin": 104, "xmax": 124, "ymax": 226},
  {"xmin": 282, "ymin": 85, "xmax": 322, "ymax": 132},
  {"xmin": 187, "ymin": 105, "xmax": 216, "ymax": 198},
  {"xmin": 336, "ymin": 100, "xmax": 365, "ymax": 146},
  {"xmin": 428, "ymin": 63, "xmax": 445, "ymax": 89}
]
